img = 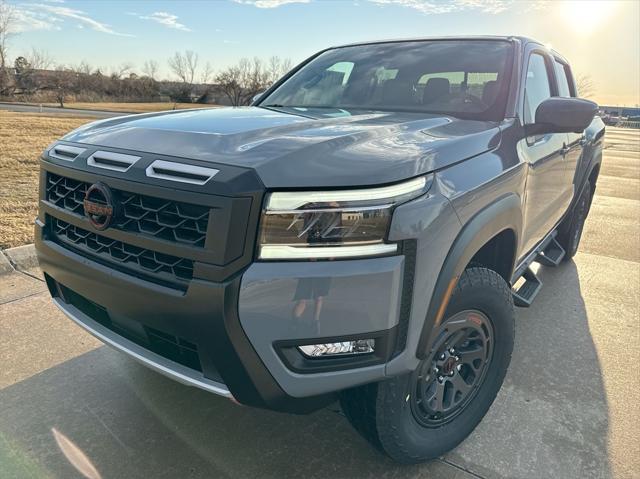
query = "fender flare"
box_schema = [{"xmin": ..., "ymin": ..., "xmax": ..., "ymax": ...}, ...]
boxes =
[{"xmin": 416, "ymin": 194, "xmax": 522, "ymax": 359}]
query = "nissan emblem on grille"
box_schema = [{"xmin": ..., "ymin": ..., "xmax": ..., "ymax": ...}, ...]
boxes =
[{"xmin": 83, "ymin": 183, "xmax": 115, "ymax": 230}]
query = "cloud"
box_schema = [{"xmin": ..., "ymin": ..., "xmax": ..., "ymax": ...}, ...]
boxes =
[
  {"xmin": 230, "ymin": 0, "xmax": 542, "ymax": 12},
  {"xmin": 367, "ymin": 0, "xmax": 528, "ymax": 14},
  {"xmin": 13, "ymin": 4, "xmax": 133, "ymax": 36},
  {"xmin": 10, "ymin": 7, "xmax": 62, "ymax": 33},
  {"xmin": 232, "ymin": 0, "xmax": 311, "ymax": 8},
  {"xmin": 139, "ymin": 11, "xmax": 192, "ymax": 31}
]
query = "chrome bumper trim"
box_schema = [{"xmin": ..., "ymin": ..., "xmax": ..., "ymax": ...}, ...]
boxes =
[{"xmin": 53, "ymin": 298, "xmax": 233, "ymax": 399}]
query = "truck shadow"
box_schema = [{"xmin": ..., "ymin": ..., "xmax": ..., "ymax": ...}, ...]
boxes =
[
  {"xmin": 444, "ymin": 259, "xmax": 612, "ymax": 478},
  {"xmin": 0, "ymin": 261, "xmax": 611, "ymax": 479}
]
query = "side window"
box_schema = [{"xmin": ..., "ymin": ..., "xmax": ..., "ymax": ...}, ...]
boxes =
[
  {"xmin": 553, "ymin": 60, "xmax": 572, "ymax": 98},
  {"xmin": 523, "ymin": 53, "xmax": 552, "ymax": 124}
]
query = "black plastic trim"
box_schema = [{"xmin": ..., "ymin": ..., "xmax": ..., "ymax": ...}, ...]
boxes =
[
  {"xmin": 394, "ymin": 240, "xmax": 416, "ymax": 356},
  {"xmin": 416, "ymin": 194, "xmax": 521, "ymax": 358}
]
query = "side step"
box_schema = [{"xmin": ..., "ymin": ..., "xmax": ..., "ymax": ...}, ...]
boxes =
[
  {"xmin": 535, "ymin": 237, "xmax": 566, "ymax": 267},
  {"xmin": 512, "ymin": 267, "xmax": 542, "ymax": 307}
]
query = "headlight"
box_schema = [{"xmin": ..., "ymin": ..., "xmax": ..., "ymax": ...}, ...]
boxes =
[{"xmin": 258, "ymin": 175, "xmax": 432, "ymax": 260}]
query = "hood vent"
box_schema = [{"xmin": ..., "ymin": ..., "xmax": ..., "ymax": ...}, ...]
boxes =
[
  {"xmin": 87, "ymin": 151, "xmax": 141, "ymax": 172},
  {"xmin": 48, "ymin": 144, "xmax": 86, "ymax": 162},
  {"xmin": 146, "ymin": 160, "xmax": 219, "ymax": 185}
]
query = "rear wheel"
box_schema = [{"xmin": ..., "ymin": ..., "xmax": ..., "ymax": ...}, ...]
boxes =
[
  {"xmin": 558, "ymin": 181, "xmax": 591, "ymax": 260},
  {"xmin": 340, "ymin": 267, "xmax": 515, "ymax": 463}
]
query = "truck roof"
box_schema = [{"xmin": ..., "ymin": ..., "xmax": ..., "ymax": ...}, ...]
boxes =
[
  {"xmin": 331, "ymin": 36, "xmax": 569, "ymax": 65},
  {"xmin": 332, "ymin": 35, "xmax": 540, "ymax": 48}
]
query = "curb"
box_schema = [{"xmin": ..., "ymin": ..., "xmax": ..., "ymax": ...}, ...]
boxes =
[
  {"xmin": 0, "ymin": 244, "xmax": 39, "ymax": 276},
  {"xmin": 0, "ymin": 249, "xmax": 15, "ymax": 275}
]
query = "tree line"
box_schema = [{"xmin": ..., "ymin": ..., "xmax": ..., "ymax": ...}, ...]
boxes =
[
  {"xmin": 3, "ymin": 49, "xmax": 292, "ymax": 107},
  {"xmin": 0, "ymin": 1, "xmax": 292, "ymax": 107}
]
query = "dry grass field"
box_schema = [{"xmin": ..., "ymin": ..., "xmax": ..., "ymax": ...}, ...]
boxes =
[
  {"xmin": 42, "ymin": 102, "xmax": 217, "ymax": 113},
  {"xmin": 0, "ymin": 111, "xmax": 98, "ymax": 249}
]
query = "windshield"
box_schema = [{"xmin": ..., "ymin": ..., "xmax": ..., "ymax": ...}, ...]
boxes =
[{"xmin": 260, "ymin": 40, "xmax": 513, "ymax": 121}]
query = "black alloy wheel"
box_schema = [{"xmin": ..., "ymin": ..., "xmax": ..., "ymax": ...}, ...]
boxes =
[{"xmin": 410, "ymin": 310, "xmax": 493, "ymax": 427}]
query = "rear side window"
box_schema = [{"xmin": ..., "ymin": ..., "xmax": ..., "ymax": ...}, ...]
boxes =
[
  {"xmin": 523, "ymin": 53, "xmax": 552, "ymax": 124},
  {"xmin": 553, "ymin": 60, "xmax": 573, "ymax": 98}
]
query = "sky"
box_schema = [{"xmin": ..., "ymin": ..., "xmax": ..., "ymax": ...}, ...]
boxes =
[{"xmin": 5, "ymin": 0, "xmax": 640, "ymax": 106}]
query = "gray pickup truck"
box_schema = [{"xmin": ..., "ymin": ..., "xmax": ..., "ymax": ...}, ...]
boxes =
[{"xmin": 35, "ymin": 36, "xmax": 604, "ymax": 463}]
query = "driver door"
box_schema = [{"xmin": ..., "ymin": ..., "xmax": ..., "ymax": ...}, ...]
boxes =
[{"xmin": 519, "ymin": 51, "xmax": 572, "ymax": 255}]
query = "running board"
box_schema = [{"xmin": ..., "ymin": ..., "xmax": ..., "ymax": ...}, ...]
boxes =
[
  {"xmin": 512, "ymin": 267, "xmax": 542, "ymax": 307},
  {"xmin": 536, "ymin": 237, "xmax": 566, "ymax": 267},
  {"xmin": 510, "ymin": 230, "xmax": 564, "ymax": 307}
]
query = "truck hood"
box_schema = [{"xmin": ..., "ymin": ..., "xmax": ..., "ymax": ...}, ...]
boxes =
[{"xmin": 63, "ymin": 106, "xmax": 501, "ymax": 188}]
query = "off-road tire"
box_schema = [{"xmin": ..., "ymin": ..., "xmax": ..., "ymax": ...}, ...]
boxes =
[
  {"xmin": 558, "ymin": 180, "xmax": 592, "ymax": 260},
  {"xmin": 340, "ymin": 267, "xmax": 515, "ymax": 464}
]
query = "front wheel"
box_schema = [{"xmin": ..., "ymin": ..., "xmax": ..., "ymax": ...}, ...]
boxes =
[{"xmin": 340, "ymin": 267, "xmax": 515, "ymax": 464}]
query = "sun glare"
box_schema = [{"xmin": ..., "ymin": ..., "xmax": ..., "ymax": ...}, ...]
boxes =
[{"xmin": 559, "ymin": 0, "xmax": 618, "ymax": 34}]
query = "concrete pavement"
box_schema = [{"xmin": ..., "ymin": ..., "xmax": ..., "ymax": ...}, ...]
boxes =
[{"xmin": 1, "ymin": 128, "xmax": 638, "ymax": 478}]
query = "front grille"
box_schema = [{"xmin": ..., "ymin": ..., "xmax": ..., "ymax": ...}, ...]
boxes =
[
  {"xmin": 49, "ymin": 217, "xmax": 194, "ymax": 284},
  {"xmin": 46, "ymin": 173, "xmax": 210, "ymax": 247}
]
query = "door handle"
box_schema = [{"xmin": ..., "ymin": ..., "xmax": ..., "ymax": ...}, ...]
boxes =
[
  {"xmin": 579, "ymin": 137, "xmax": 587, "ymax": 146},
  {"xmin": 561, "ymin": 144, "xmax": 570, "ymax": 155}
]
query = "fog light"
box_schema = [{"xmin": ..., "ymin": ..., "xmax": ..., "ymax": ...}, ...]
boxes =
[{"xmin": 298, "ymin": 339, "xmax": 375, "ymax": 358}]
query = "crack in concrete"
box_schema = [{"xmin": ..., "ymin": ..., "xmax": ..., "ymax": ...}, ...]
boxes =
[
  {"xmin": 438, "ymin": 458, "xmax": 487, "ymax": 479},
  {"xmin": 0, "ymin": 290, "xmax": 48, "ymax": 307}
]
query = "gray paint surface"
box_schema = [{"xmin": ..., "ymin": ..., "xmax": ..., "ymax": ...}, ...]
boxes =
[
  {"xmin": 239, "ymin": 256, "xmax": 404, "ymax": 397},
  {"xmin": 62, "ymin": 106, "xmax": 501, "ymax": 188}
]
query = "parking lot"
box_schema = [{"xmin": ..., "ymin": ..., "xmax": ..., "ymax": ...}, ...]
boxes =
[{"xmin": 1, "ymin": 127, "xmax": 638, "ymax": 479}]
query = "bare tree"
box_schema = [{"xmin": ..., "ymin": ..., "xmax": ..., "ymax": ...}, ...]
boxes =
[
  {"xmin": 28, "ymin": 47, "xmax": 54, "ymax": 70},
  {"xmin": 142, "ymin": 59, "xmax": 159, "ymax": 80},
  {"xmin": 576, "ymin": 74, "xmax": 596, "ymax": 99},
  {"xmin": 216, "ymin": 57, "xmax": 275, "ymax": 106},
  {"xmin": 200, "ymin": 61, "xmax": 213, "ymax": 85},
  {"xmin": 266, "ymin": 56, "xmax": 292, "ymax": 85},
  {"xmin": 0, "ymin": 0, "xmax": 16, "ymax": 95},
  {"xmin": 168, "ymin": 50, "xmax": 199, "ymax": 100},
  {"xmin": 216, "ymin": 65, "xmax": 243, "ymax": 106},
  {"xmin": 0, "ymin": 0, "xmax": 14, "ymax": 69},
  {"xmin": 75, "ymin": 61, "xmax": 92, "ymax": 75},
  {"xmin": 168, "ymin": 50, "xmax": 199, "ymax": 83},
  {"xmin": 52, "ymin": 67, "xmax": 78, "ymax": 108},
  {"xmin": 111, "ymin": 62, "xmax": 134, "ymax": 80}
]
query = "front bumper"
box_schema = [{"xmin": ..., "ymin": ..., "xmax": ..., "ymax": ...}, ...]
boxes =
[
  {"xmin": 36, "ymin": 221, "xmax": 409, "ymax": 412},
  {"xmin": 52, "ymin": 295, "xmax": 233, "ymax": 398}
]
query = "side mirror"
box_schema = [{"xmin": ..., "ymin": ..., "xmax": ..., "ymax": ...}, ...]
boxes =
[
  {"xmin": 527, "ymin": 97, "xmax": 598, "ymax": 135},
  {"xmin": 252, "ymin": 91, "xmax": 266, "ymax": 104}
]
